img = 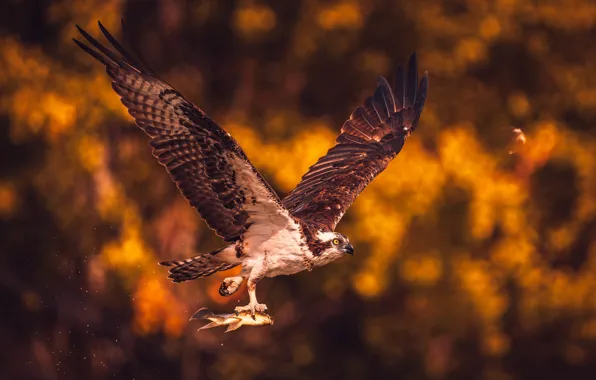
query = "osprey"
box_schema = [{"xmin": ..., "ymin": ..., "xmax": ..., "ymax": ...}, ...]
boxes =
[{"xmin": 75, "ymin": 22, "xmax": 428, "ymax": 315}]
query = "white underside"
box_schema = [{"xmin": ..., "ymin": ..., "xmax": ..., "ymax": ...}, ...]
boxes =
[
  {"xmin": 243, "ymin": 218, "xmax": 311, "ymax": 278},
  {"xmin": 224, "ymin": 154, "xmax": 313, "ymax": 278},
  {"xmin": 221, "ymin": 154, "xmax": 345, "ymax": 282},
  {"xmin": 228, "ymin": 227, "xmax": 346, "ymax": 282}
]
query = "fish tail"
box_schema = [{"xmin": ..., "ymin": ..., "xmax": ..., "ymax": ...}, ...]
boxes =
[
  {"xmin": 190, "ymin": 307, "xmax": 215, "ymax": 321},
  {"xmin": 198, "ymin": 321, "xmax": 222, "ymax": 331}
]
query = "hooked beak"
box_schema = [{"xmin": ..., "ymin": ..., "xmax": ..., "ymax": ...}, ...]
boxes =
[{"xmin": 344, "ymin": 243, "xmax": 354, "ymax": 255}]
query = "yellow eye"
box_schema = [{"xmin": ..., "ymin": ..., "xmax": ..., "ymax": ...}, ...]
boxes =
[{"xmin": 332, "ymin": 238, "xmax": 340, "ymax": 245}]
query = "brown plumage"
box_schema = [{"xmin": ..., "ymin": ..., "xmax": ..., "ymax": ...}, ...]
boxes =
[
  {"xmin": 74, "ymin": 22, "xmax": 429, "ymax": 317},
  {"xmin": 282, "ymin": 54, "xmax": 428, "ymax": 231},
  {"xmin": 73, "ymin": 22, "xmax": 282, "ymax": 244}
]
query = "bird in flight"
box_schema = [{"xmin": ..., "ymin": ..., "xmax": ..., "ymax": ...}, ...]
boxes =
[{"xmin": 74, "ymin": 22, "xmax": 428, "ymax": 316}]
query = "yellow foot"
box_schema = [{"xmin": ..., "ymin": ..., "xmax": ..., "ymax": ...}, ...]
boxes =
[{"xmin": 235, "ymin": 303, "xmax": 268, "ymax": 317}]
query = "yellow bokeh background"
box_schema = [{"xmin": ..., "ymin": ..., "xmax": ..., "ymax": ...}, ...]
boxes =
[{"xmin": 1, "ymin": 0, "xmax": 595, "ymax": 379}]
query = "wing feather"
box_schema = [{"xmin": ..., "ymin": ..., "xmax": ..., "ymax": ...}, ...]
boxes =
[
  {"xmin": 75, "ymin": 22, "xmax": 289, "ymax": 242},
  {"xmin": 283, "ymin": 53, "xmax": 428, "ymax": 230}
]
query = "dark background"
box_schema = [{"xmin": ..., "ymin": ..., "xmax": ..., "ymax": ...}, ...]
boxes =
[{"xmin": 1, "ymin": 0, "xmax": 596, "ymax": 379}]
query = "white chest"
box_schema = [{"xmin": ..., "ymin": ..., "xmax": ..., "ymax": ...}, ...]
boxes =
[{"xmin": 243, "ymin": 225, "xmax": 311, "ymax": 277}]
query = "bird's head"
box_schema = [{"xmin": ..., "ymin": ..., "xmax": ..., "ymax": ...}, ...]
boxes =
[{"xmin": 315, "ymin": 231, "xmax": 354, "ymax": 259}]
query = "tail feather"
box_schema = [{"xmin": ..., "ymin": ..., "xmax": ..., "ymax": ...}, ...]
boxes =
[{"xmin": 159, "ymin": 248, "xmax": 239, "ymax": 282}]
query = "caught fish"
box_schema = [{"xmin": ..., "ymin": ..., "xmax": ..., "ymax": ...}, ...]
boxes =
[{"xmin": 191, "ymin": 307, "xmax": 274, "ymax": 332}]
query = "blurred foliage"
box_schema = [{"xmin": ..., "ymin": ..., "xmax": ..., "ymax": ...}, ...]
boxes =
[{"xmin": 1, "ymin": 0, "xmax": 595, "ymax": 379}]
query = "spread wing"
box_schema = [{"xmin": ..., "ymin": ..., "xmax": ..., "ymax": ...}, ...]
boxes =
[
  {"xmin": 75, "ymin": 22, "xmax": 290, "ymax": 242},
  {"xmin": 283, "ymin": 53, "xmax": 429, "ymax": 231}
]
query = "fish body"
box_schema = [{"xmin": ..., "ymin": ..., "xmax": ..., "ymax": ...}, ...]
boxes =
[{"xmin": 191, "ymin": 307, "xmax": 274, "ymax": 332}]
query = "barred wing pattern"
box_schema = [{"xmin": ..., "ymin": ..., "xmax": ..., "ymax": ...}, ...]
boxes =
[
  {"xmin": 75, "ymin": 22, "xmax": 287, "ymax": 242},
  {"xmin": 283, "ymin": 54, "xmax": 429, "ymax": 231}
]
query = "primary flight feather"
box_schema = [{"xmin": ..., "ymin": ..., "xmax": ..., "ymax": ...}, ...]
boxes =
[{"xmin": 75, "ymin": 22, "xmax": 428, "ymax": 316}]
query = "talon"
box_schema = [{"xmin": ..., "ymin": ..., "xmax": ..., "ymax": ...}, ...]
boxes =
[
  {"xmin": 254, "ymin": 303, "xmax": 268, "ymax": 313},
  {"xmin": 234, "ymin": 304, "xmax": 255, "ymax": 315},
  {"xmin": 219, "ymin": 282, "xmax": 229, "ymax": 297},
  {"xmin": 234, "ymin": 305, "xmax": 246, "ymax": 314},
  {"xmin": 234, "ymin": 303, "xmax": 267, "ymax": 318}
]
